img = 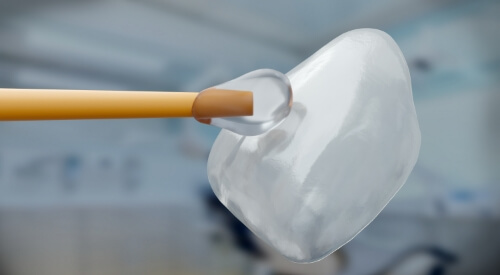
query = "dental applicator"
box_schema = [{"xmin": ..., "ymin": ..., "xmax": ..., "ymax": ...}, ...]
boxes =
[
  {"xmin": 0, "ymin": 69, "xmax": 293, "ymax": 136},
  {"xmin": 0, "ymin": 88, "xmax": 253, "ymax": 120}
]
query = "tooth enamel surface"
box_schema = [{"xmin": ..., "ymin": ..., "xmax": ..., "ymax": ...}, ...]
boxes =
[{"xmin": 207, "ymin": 29, "xmax": 421, "ymax": 263}]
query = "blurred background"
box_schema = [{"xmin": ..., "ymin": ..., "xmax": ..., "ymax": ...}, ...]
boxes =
[{"xmin": 0, "ymin": 0, "xmax": 499, "ymax": 274}]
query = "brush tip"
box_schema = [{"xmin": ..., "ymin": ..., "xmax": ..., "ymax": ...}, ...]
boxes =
[{"xmin": 192, "ymin": 89, "xmax": 253, "ymax": 122}]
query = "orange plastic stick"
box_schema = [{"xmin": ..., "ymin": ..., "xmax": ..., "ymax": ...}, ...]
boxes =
[{"xmin": 0, "ymin": 88, "xmax": 253, "ymax": 121}]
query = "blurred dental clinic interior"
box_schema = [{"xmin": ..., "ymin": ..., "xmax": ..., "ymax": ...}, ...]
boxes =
[{"xmin": 0, "ymin": 0, "xmax": 499, "ymax": 274}]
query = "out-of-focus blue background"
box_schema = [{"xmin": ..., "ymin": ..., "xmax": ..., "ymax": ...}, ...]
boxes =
[{"xmin": 0, "ymin": 0, "xmax": 499, "ymax": 274}]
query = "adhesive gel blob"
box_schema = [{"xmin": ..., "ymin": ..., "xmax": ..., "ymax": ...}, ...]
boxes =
[
  {"xmin": 195, "ymin": 69, "xmax": 293, "ymax": 136},
  {"xmin": 207, "ymin": 29, "xmax": 421, "ymax": 263}
]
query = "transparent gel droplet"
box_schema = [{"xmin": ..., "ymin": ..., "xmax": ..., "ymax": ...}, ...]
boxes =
[{"xmin": 194, "ymin": 69, "xmax": 293, "ymax": 136}]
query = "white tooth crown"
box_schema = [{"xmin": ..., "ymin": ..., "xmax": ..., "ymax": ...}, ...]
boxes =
[{"xmin": 207, "ymin": 29, "xmax": 421, "ymax": 263}]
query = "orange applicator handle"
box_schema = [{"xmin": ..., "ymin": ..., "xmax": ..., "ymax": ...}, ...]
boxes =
[{"xmin": 0, "ymin": 88, "xmax": 253, "ymax": 121}]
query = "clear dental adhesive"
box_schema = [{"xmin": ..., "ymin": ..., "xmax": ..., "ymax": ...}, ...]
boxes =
[
  {"xmin": 194, "ymin": 69, "xmax": 293, "ymax": 136},
  {"xmin": 207, "ymin": 29, "xmax": 421, "ymax": 263}
]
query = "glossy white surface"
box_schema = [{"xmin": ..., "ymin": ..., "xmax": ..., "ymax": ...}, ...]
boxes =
[{"xmin": 207, "ymin": 29, "xmax": 421, "ymax": 263}]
